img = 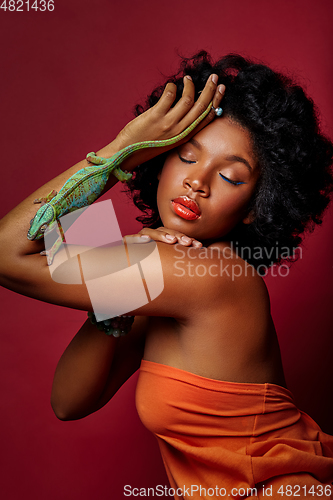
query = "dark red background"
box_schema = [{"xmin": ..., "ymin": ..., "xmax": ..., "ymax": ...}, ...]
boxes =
[{"xmin": 0, "ymin": 1, "xmax": 332, "ymax": 499}]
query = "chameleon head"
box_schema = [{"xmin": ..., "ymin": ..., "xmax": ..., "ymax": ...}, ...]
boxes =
[{"xmin": 27, "ymin": 204, "xmax": 57, "ymax": 240}]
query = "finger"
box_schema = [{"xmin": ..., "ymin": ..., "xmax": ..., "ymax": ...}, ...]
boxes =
[
  {"xmin": 193, "ymin": 73, "xmax": 219, "ymax": 114},
  {"xmin": 203, "ymin": 83, "xmax": 226, "ymax": 124},
  {"xmin": 179, "ymin": 83, "xmax": 226, "ymax": 138},
  {"xmin": 140, "ymin": 227, "xmax": 203, "ymax": 247},
  {"xmin": 165, "ymin": 234, "xmax": 202, "ymax": 247},
  {"xmin": 154, "ymin": 227, "xmax": 190, "ymax": 244},
  {"xmin": 198, "ymin": 73, "xmax": 219, "ymax": 103},
  {"xmin": 167, "ymin": 75, "xmax": 195, "ymax": 121},
  {"xmin": 176, "ymin": 74, "xmax": 219, "ymax": 130},
  {"xmin": 124, "ymin": 234, "xmax": 152, "ymax": 244},
  {"xmin": 191, "ymin": 239, "xmax": 203, "ymax": 248},
  {"xmin": 212, "ymin": 84, "xmax": 225, "ymax": 109},
  {"xmin": 143, "ymin": 227, "xmax": 185, "ymax": 245},
  {"xmin": 153, "ymin": 82, "xmax": 178, "ymax": 115},
  {"xmin": 139, "ymin": 228, "xmax": 158, "ymax": 236},
  {"xmin": 139, "ymin": 228, "xmax": 175, "ymax": 243},
  {"xmin": 177, "ymin": 235, "xmax": 202, "ymax": 247},
  {"xmin": 157, "ymin": 228, "xmax": 202, "ymax": 247}
]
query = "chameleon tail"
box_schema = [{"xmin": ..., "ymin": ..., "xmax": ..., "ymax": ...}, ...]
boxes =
[
  {"xmin": 86, "ymin": 153, "xmax": 133, "ymax": 182},
  {"xmin": 86, "ymin": 102, "xmax": 213, "ymax": 180},
  {"xmin": 28, "ymin": 102, "xmax": 213, "ymax": 262}
]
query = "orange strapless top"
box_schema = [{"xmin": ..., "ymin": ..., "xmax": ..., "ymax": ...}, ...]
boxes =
[{"xmin": 136, "ymin": 359, "xmax": 333, "ymax": 499}]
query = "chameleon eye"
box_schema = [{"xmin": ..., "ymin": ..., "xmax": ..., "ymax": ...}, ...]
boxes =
[
  {"xmin": 40, "ymin": 225, "xmax": 47, "ymax": 233},
  {"xmin": 30, "ymin": 219, "xmax": 34, "ymax": 226}
]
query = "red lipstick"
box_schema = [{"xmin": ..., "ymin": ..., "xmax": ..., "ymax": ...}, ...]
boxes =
[{"xmin": 171, "ymin": 196, "xmax": 201, "ymax": 221}]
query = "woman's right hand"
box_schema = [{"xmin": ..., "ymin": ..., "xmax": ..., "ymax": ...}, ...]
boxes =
[
  {"xmin": 110, "ymin": 74, "xmax": 225, "ymax": 171},
  {"xmin": 125, "ymin": 226, "xmax": 203, "ymax": 248}
]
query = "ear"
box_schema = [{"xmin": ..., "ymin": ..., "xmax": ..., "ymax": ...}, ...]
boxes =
[{"xmin": 242, "ymin": 210, "xmax": 255, "ymax": 225}]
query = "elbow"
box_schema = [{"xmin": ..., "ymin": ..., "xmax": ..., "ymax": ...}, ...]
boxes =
[
  {"xmin": 50, "ymin": 387, "xmax": 77, "ymax": 420},
  {"xmin": 52, "ymin": 411, "xmax": 73, "ymax": 422},
  {"xmin": 50, "ymin": 398, "xmax": 76, "ymax": 421},
  {"xmin": 0, "ymin": 226, "xmax": 22, "ymax": 275},
  {"xmin": 0, "ymin": 240, "xmax": 13, "ymax": 285},
  {"xmin": 50, "ymin": 392, "xmax": 95, "ymax": 421}
]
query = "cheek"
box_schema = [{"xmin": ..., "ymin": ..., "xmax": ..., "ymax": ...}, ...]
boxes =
[
  {"xmin": 209, "ymin": 191, "xmax": 255, "ymax": 233},
  {"xmin": 156, "ymin": 167, "xmax": 172, "ymax": 213},
  {"xmin": 157, "ymin": 158, "xmax": 183, "ymax": 191},
  {"xmin": 224, "ymin": 192, "xmax": 252, "ymax": 213},
  {"xmin": 214, "ymin": 186, "xmax": 252, "ymax": 216},
  {"xmin": 223, "ymin": 177, "xmax": 258, "ymax": 211}
]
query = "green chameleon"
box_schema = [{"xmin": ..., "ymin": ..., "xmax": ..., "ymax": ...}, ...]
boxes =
[{"xmin": 27, "ymin": 103, "xmax": 213, "ymax": 264}]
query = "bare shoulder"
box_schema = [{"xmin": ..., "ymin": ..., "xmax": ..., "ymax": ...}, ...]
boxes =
[
  {"xmin": 148, "ymin": 240, "xmax": 271, "ymax": 319},
  {"xmin": 154, "ymin": 241, "xmax": 280, "ymax": 383},
  {"xmin": 203, "ymin": 241, "xmax": 271, "ymax": 307}
]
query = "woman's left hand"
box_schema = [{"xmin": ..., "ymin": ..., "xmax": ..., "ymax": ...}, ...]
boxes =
[{"xmin": 125, "ymin": 227, "xmax": 203, "ymax": 247}]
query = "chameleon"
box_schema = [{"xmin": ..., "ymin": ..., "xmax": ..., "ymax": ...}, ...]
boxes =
[{"xmin": 27, "ymin": 103, "xmax": 213, "ymax": 264}]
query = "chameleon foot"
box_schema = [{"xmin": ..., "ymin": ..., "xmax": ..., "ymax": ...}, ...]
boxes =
[{"xmin": 33, "ymin": 190, "xmax": 57, "ymax": 205}]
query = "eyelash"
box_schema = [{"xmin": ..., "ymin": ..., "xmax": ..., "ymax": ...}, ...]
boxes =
[
  {"xmin": 178, "ymin": 154, "xmax": 245, "ymax": 186},
  {"xmin": 219, "ymin": 173, "xmax": 245, "ymax": 186},
  {"xmin": 178, "ymin": 154, "xmax": 195, "ymax": 164}
]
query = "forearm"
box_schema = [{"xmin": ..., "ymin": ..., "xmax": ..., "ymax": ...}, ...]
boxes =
[
  {"xmin": 0, "ymin": 137, "xmax": 124, "ymax": 259},
  {"xmin": 0, "ymin": 134, "xmax": 135, "ymax": 298},
  {"xmin": 51, "ymin": 316, "xmax": 146, "ymax": 420},
  {"xmin": 51, "ymin": 319, "xmax": 119, "ymax": 420},
  {"xmin": 0, "ymin": 75, "xmax": 222, "ymax": 302},
  {"xmin": 0, "ymin": 75, "xmax": 221, "ymax": 279}
]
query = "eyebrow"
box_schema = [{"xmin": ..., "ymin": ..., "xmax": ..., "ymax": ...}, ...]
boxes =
[
  {"xmin": 189, "ymin": 138, "xmax": 253, "ymax": 173},
  {"xmin": 225, "ymin": 155, "xmax": 253, "ymax": 173},
  {"xmin": 189, "ymin": 138, "xmax": 203, "ymax": 151}
]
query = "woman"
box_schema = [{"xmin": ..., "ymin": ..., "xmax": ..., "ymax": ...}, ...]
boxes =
[{"xmin": 0, "ymin": 52, "xmax": 332, "ymax": 498}]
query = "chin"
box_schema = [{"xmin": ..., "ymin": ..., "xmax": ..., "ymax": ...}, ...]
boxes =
[{"xmin": 161, "ymin": 218, "xmax": 221, "ymax": 244}]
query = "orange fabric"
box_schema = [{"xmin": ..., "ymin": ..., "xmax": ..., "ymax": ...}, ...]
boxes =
[{"xmin": 136, "ymin": 359, "xmax": 333, "ymax": 499}]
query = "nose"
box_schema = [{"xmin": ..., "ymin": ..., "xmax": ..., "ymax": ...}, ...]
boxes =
[{"xmin": 183, "ymin": 167, "xmax": 210, "ymax": 196}]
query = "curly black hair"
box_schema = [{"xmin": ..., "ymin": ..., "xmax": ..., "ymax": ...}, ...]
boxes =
[{"xmin": 124, "ymin": 51, "xmax": 333, "ymax": 271}]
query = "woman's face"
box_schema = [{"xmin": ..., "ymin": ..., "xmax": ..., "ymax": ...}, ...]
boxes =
[{"xmin": 156, "ymin": 116, "xmax": 261, "ymax": 244}]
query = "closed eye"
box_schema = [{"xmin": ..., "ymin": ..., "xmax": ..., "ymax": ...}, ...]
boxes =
[
  {"xmin": 178, "ymin": 154, "xmax": 196, "ymax": 164},
  {"xmin": 219, "ymin": 173, "xmax": 245, "ymax": 186},
  {"xmin": 179, "ymin": 153, "xmax": 245, "ymax": 185}
]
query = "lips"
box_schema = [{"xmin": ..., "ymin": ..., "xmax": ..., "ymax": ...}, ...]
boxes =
[{"xmin": 171, "ymin": 196, "xmax": 201, "ymax": 220}]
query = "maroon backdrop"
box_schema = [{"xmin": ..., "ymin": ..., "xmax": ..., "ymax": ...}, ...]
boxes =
[{"xmin": 0, "ymin": 1, "xmax": 332, "ymax": 499}]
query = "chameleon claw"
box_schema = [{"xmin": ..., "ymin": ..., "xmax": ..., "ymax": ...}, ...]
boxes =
[
  {"xmin": 33, "ymin": 198, "xmax": 46, "ymax": 206},
  {"xmin": 40, "ymin": 249, "xmax": 55, "ymax": 266},
  {"xmin": 29, "ymin": 108, "xmax": 213, "ymax": 251},
  {"xmin": 33, "ymin": 190, "xmax": 58, "ymax": 205}
]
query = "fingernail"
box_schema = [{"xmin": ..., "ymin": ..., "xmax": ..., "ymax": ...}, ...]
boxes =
[
  {"xmin": 211, "ymin": 74, "xmax": 218, "ymax": 85},
  {"xmin": 218, "ymin": 84, "xmax": 225, "ymax": 94},
  {"xmin": 185, "ymin": 75, "xmax": 192, "ymax": 81},
  {"xmin": 165, "ymin": 234, "xmax": 176, "ymax": 241},
  {"xmin": 181, "ymin": 236, "xmax": 191, "ymax": 244},
  {"xmin": 193, "ymin": 241, "xmax": 202, "ymax": 247},
  {"xmin": 140, "ymin": 234, "xmax": 151, "ymax": 239}
]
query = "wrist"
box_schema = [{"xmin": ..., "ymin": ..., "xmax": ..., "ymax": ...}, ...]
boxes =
[
  {"xmin": 95, "ymin": 138, "xmax": 124, "ymax": 160},
  {"xmin": 97, "ymin": 125, "xmax": 137, "ymax": 157}
]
